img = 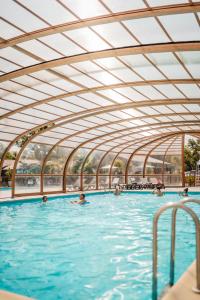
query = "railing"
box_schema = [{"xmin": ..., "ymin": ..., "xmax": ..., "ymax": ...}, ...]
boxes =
[{"xmin": 152, "ymin": 201, "xmax": 200, "ymax": 300}]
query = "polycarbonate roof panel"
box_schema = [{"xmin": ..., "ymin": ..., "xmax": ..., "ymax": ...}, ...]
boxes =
[
  {"xmin": 159, "ymin": 14, "xmax": 200, "ymax": 42},
  {"xmin": 123, "ymin": 18, "xmax": 170, "ymax": 44},
  {"xmin": 147, "ymin": 0, "xmax": 188, "ymax": 5},
  {"xmin": 102, "ymin": 0, "xmax": 146, "ymax": 12},
  {"xmin": 66, "ymin": 28, "xmax": 110, "ymax": 52},
  {"xmin": 19, "ymin": 0, "xmax": 77, "ymax": 25},
  {"xmin": 39, "ymin": 34, "xmax": 85, "ymax": 56},
  {"xmin": 92, "ymin": 22, "xmax": 138, "ymax": 47},
  {"xmin": 60, "ymin": 0, "xmax": 109, "ymax": 19},
  {"xmin": 0, "ymin": 2, "xmax": 199, "ymax": 164},
  {"xmin": 1, "ymin": 0, "xmax": 47, "ymax": 32}
]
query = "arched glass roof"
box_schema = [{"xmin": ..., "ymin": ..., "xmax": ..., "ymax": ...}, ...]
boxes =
[{"xmin": 0, "ymin": 0, "xmax": 200, "ymax": 196}]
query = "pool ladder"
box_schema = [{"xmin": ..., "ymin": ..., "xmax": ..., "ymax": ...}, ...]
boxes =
[{"xmin": 152, "ymin": 199, "xmax": 200, "ymax": 300}]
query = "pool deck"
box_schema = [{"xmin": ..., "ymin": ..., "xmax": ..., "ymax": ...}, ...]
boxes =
[{"xmin": 162, "ymin": 261, "xmax": 200, "ymax": 300}]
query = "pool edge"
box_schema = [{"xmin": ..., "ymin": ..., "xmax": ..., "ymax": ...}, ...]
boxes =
[{"xmin": 161, "ymin": 260, "xmax": 199, "ymax": 300}]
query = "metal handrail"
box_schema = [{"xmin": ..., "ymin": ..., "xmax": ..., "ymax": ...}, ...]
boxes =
[
  {"xmin": 152, "ymin": 202, "xmax": 200, "ymax": 300},
  {"xmin": 170, "ymin": 199, "xmax": 200, "ymax": 287}
]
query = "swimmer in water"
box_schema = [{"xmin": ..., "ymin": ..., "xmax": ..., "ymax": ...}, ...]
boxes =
[
  {"xmin": 152, "ymin": 186, "xmax": 163, "ymax": 197},
  {"xmin": 71, "ymin": 193, "xmax": 87, "ymax": 205},
  {"xmin": 114, "ymin": 185, "xmax": 121, "ymax": 196},
  {"xmin": 179, "ymin": 187, "xmax": 189, "ymax": 197},
  {"xmin": 42, "ymin": 195, "xmax": 48, "ymax": 203}
]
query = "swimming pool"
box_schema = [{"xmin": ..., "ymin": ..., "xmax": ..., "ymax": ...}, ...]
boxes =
[{"xmin": 0, "ymin": 192, "xmax": 199, "ymax": 300}]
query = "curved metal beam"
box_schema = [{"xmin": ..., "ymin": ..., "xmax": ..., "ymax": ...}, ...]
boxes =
[
  {"xmin": 1, "ymin": 42, "xmax": 199, "ymax": 83},
  {"xmin": 2, "ymin": 97, "xmax": 199, "ymax": 181},
  {"xmin": 161, "ymin": 135, "xmax": 179, "ymax": 183},
  {"xmin": 142, "ymin": 135, "xmax": 177, "ymax": 177},
  {"xmin": 1, "ymin": 79, "xmax": 198, "ymax": 120},
  {"xmin": 1, "ymin": 4, "xmax": 199, "ymax": 49},
  {"xmin": 13, "ymin": 130, "xmax": 200, "ymax": 196},
  {"xmin": 100, "ymin": 130, "xmax": 200, "ymax": 184},
  {"xmin": 3, "ymin": 109, "xmax": 198, "ymax": 193},
  {"xmin": 51, "ymin": 121, "xmax": 200, "ymax": 191},
  {"xmin": 38, "ymin": 110, "xmax": 200, "ymax": 187}
]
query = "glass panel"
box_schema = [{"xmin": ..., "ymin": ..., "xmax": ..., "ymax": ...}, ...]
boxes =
[
  {"xmin": 145, "ymin": 175, "xmax": 163, "ymax": 184},
  {"xmin": 83, "ymin": 150, "xmax": 105, "ymax": 174},
  {"xmin": 92, "ymin": 22, "xmax": 138, "ymax": 47},
  {"xmin": 44, "ymin": 146, "xmax": 71, "ymax": 175},
  {"xmin": 15, "ymin": 175, "xmax": 40, "ymax": 194},
  {"xmin": 83, "ymin": 176, "xmax": 96, "ymax": 190},
  {"xmin": 111, "ymin": 175, "xmax": 125, "ymax": 187},
  {"xmin": 67, "ymin": 148, "xmax": 91, "ymax": 175},
  {"xmin": 112, "ymin": 154, "xmax": 129, "ymax": 175},
  {"xmin": 98, "ymin": 176, "xmax": 109, "ymax": 189},
  {"xmin": 124, "ymin": 17, "xmax": 169, "ymax": 44},
  {"xmin": 66, "ymin": 175, "xmax": 80, "ymax": 191},
  {"xmin": 43, "ymin": 176, "xmax": 63, "ymax": 192},
  {"xmin": 16, "ymin": 143, "xmax": 51, "ymax": 174},
  {"xmin": 99, "ymin": 152, "xmax": 116, "ymax": 174},
  {"xmin": 128, "ymin": 155, "xmax": 146, "ymax": 175},
  {"xmin": 127, "ymin": 175, "xmax": 143, "ymax": 184},
  {"xmin": 145, "ymin": 155, "xmax": 165, "ymax": 175},
  {"xmin": 0, "ymin": 141, "xmax": 8, "ymax": 159},
  {"xmin": 163, "ymin": 175, "xmax": 182, "ymax": 186}
]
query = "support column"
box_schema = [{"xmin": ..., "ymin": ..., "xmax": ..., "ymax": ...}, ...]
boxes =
[{"xmin": 182, "ymin": 134, "xmax": 185, "ymax": 187}]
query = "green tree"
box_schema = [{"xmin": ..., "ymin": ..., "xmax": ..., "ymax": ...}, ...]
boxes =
[{"xmin": 184, "ymin": 138, "xmax": 200, "ymax": 171}]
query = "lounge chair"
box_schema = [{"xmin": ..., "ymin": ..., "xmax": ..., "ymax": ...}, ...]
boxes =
[
  {"xmin": 128, "ymin": 177, "xmax": 142, "ymax": 190},
  {"xmin": 150, "ymin": 178, "xmax": 165, "ymax": 189},
  {"xmin": 140, "ymin": 177, "xmax": 151, "ymax": 189}
]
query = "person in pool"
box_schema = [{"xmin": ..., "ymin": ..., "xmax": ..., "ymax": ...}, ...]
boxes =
[
  {"xmin": 114, "ymin": 185, "xmax": 121, "ymax": 196},
  {"xmin": 153, "ymin": 186, "xmax": 163, "ymax": 197},
  {"xmin": 179, "ymin": 187, "xmax": 189, "ymax": 197},
  {"xmin": 42, "ymin": 195, "xmax": 48, "ymax": 203},
  {"xmin": 71, "ymin": 193, "xmax": 87, "ymax": 205}
]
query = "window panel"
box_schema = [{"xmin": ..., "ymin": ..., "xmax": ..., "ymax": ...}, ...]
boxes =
[
  {"xmin": 0, "ymin": 47, "xmax": 38, "ymax": 66},
  {"xmin": 153, "ymin": 84, "xmax": 184, "ymax": 99},
  {"xmin": 80, "ymin": 93, "xmax": 113, "ymax": 106},
  {"xmin": 19, "ymin": 40, "xmax": 62, "ymax": 60},
  {"xmin": 123, "ymin": 18, "xmax": 170, "ymax": 44},
  {"xmin": 20, "ymin": 0, "xmax": 77, "ymax": 25},
  {"xmin": 175, "ymin": 84, "xmax": 200, "ymax": 98},
  {"xmin": 39, "ymin": 34, "xmax": 84, "ymax": 56},
  {"xmin": 114, "ymin": 87, "xmax": 146, "ymax": 101},
  {"xmin": 98, "ymin": 90, "xmax": 131, "ymax": 103},
  {"xmin": 92, "ymin": 22, "xmax": 138, "ymax": 47},
  {"xmin": 0, "ymin": 58, "xmax": 20, "ymax": 73},
  {"xmin": 1, "ymin": 0, "xmax": 47, "ymax": 32},
  {"xmin": 61, "ymin": 0, "xmax": 109, "ymax": 19},
  {"xmin": 102, "ymin": 0, "xmax": 146, "ymax": 12},
  {"xmin": 147, "ymin": 52, "xmax": 190, "ymax": 79},
  {"xmin": 134, "ymin": 86, "xmax": 166, "ymax": 99},
  {"xmin": 159, "ymin": 13, "xmax": 200, "ymax": 42},
  {"xmin": 0, "ymin": 19, "xmax": 23, "ymax": 39},
  {"xmin": 147, "ymin": 0, "xmax": 188, "ymax": 5},
  {"xmin": 66, "ymin": 28, "xmax": 110, "ymax": 51}
]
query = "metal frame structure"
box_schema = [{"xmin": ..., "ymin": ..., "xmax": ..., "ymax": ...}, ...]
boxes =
[{"xmin": 0, "ymin": 1, "xmax": 200, "ymax": 197}]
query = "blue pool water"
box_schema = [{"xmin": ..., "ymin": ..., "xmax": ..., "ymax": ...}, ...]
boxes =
[{"xmin": 0, "ymin": 192, "xmax": 199, "ymax": 300}]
